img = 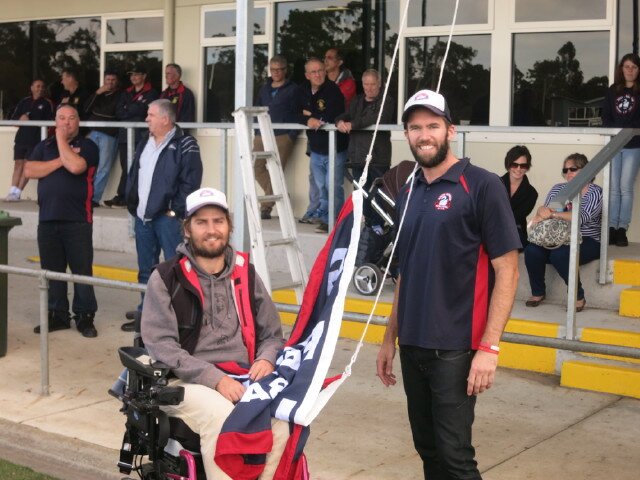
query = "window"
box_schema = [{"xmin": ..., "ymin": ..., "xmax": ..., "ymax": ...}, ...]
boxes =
[
  {"xmin": 204, "ymin": 9, "xmax": 266, "ymax": 37},
  {"xmin": 512, "ymin": 32, "xmax": 609, "ymax": 126},
  {"xmin": 515, "ymin": 0, "xmax": 607, "ymax": 22},
  {"xmin": 102, "ymin": 13, "xmax": 163, "ymax": 92},
  {"xmin": 407, "ymin": 0, "xmax": 488, "ymax": 28},
  {"xmin": 405, "ymin": 35, "xmax": 491, "ymax": 125},
  {"xmin": 0, "ymin": 17, "xmax": 100, "ymax": 118},
  {"xmin": 617, "ymin": 0, "xmax": 639, "ymax": 57}
]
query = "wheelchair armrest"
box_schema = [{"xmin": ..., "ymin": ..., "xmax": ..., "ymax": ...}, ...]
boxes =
[{"xmin": 118, "ymin": 346, "xmax": 172, "ymax": 379}]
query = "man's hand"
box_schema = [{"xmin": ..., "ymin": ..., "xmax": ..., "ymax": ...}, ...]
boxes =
[
  {"xmin": 307, "ymin": 117, "xmax": 324, "ymax": 130},
  {"xmin": 19, "ymin": 114, "xmax": 29, "ymax": 121},
  {"xmin": 336, "ymin": 120, "xmax": 352, "ymax": 134},
  {"xmin": 96, "ymin": 84, "xmax": 109, "ymax": 95},
  {"xmin": 466, "ymin": 350, "xmax": 498, "ymax": 396},
  {"xmin": 249, "ymin": 359, "xmax": 275, "ymax": 382},
  {"xmin": 376, "ymin": 340, "xmax": 397, "ymax": 387},
  {"xmin": 55, "ymin": 124, "xmax": 71, "ymax": 143},
  {"xmin": 215, "ymin": 375, "xmax": 246, "ymax": 403}
]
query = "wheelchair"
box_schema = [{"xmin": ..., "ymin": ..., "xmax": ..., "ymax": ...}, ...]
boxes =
[{"xmin": 112, "ymin": 343, "xmax": 207, "ymax": 480}]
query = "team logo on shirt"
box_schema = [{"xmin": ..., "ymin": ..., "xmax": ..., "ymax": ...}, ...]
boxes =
[
  {"xmin": 317, "ymin": 99, "xmax": 326, "ymax": 111},
  {"xmin": 434, "ymin": 193, "xmax": 452, "ymax": 210},
  {"xmin": 616, "ymin": 93, "xmax": 637, "ymax": 115}
]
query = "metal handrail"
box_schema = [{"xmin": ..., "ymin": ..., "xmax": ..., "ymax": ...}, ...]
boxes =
[{"xmin": 1, "ymin": 264, "xmax": 639, "ymax": 398}]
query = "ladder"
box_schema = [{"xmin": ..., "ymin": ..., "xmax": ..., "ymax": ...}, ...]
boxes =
[{"xmin": 233, "ymin": 106, "xmax": 308, "ymax": 303}]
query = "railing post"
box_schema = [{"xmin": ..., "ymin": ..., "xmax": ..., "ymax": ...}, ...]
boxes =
[
  {"xmin": 599, "ymin": 136, "xmax": 611, "ymax": 285},
  {"xmin": 40, "ymin": 126, "xmax": 47, "ymax": 141},
  {"xmin": 565, "ymin": 193, "xmax": 581, "ymax": 340},
  {"xmin": 220, "ymin": 128, "xmax": 228, "ymax": 194},
  {"xmin": 127, "ymin": 127, "xmax": 135, "ymax": 237},
  {"xmin": 456, "ymin": 131, "xmax": 466, "ymax": 159},
  {"xmin": 328, "ymin": 129, "xmax": 336, "ymax": 231},
  {"xmin": 39, "ymin": 273, "xmax": 50, "ymax": 396}
]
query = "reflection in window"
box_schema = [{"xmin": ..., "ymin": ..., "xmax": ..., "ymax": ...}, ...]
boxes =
[
  {"xmin": 515, "ymin": 0, "xmax": 606, "ymax": 22},
  {"xmin": 105, "ymin": 51, "xmax": 163, "ymax": 93},
  {"xmin": 405, "ymin": 35, "xmax": 491, "ymax": 125},
  {"xmin": 407, "ymin": 0, "xmax": 487, "ymax": 28},
  {"xmin": 512, "ymin": 32, "xmax": 609, "ymax": 126},
  {"xmin": 106, "ymin": 17, "xmax": 163, "ymax": 44},
  {"xmin": 204, "ymin": 9, "xmax": 266, "ymax": 38},
  {"xmin": 203, "ymin": 45, "xmax": 268, "ymax": 122},
  {"xmin": 0, "ymin": 17, "xmax": 100, "ymax": 117}
]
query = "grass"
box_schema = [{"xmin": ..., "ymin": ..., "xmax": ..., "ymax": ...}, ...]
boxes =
[{"xmin": 0, "ymin": 459, "xmax": 59, "ymax": 479}]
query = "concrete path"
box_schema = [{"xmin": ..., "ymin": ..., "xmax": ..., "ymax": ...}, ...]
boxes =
[{"xmin": 1, "ymin": 239, "xmax": 639, "ymax": 479}]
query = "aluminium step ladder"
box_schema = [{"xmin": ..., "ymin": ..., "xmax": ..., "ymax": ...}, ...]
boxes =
[{"xmin": 233, "ymin": 106, "xmax": 308, "ymax": 303}]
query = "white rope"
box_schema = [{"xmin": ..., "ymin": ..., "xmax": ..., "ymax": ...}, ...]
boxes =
[{"xmin": 343, "ymin": 0, "xmax": 460, "ymax": 377}]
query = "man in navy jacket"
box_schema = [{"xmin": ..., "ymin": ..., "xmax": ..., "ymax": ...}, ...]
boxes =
[
  {"xmin": 123, "ymin": 99, "xmax": 202, "ymax": 331},
  {"xmin": 253, "ymin": 55, "xmax": 304, "ymax": 219}
]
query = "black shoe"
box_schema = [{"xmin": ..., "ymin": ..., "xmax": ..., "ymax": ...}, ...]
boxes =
[
  {"xmin": 616, "ymin": 228, "xmax": 629, "ymax": 247},
  {"xmin": 74, "ymin": 313, "xmax": 98, "ymax": 338},
  {"xmin": 121, "ymin": 320, "xmax": 136, "ymax": 332},
  {"xmin": 34, "ymin": 311, "xmax": 71, "ymax": 334},
  {"xmin": 104, "ymin": 196, "xmax": 126, "ymax": 208},
  {"xmin": 609, "ymin": 227, "xmax": 618, "ymax": 245},
  {"xmin": 315, "ymin": 222, "xmax": 329, "ymax": 233},
  {"xmin": 125, "ymin": 310, "xmax": 138, "ymax": 320},
  {"xmin": 92, "ymin": 201, "xmax": 100, "ymax": 208},
  {"xmin": 261, "ymin": 210, "xmax": 272, "ymax": 220}
]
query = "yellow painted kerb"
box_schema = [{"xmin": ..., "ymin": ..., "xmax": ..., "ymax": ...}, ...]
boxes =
[
  {"xmin": 561, "ymin": 360, "xmax": 640, "ymax": 399},
  {"xmin": 613, "ymin": 258, "xmax": 640, "ymax": 286}
]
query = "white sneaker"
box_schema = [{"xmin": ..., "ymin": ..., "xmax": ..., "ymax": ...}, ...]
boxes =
[{"xmin": 4, "ymin": 192, "xmax": 20, "ymax": 202}]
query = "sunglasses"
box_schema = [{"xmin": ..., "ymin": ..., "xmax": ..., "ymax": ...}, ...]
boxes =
[
  {"xmin": 510, "ymin": 162, "xmax": 530, "ymax": 170},
  {"xmin": 562, "ymin": 167, "xmax": 581, "ymax": 174}
]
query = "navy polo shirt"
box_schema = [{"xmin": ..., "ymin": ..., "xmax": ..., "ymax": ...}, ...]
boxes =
[
  {"xmin": 29, "ymin": 135, "xmax": 99, "ymax": 223},
  {"xmin": 395, "ymin": 158, "xmax": 520, "ymax": 350}
]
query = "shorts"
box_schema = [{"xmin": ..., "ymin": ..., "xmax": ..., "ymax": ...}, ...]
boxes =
[{"xmin": 14, "ymin": 143, "xmax": 35, "ymax": 160}]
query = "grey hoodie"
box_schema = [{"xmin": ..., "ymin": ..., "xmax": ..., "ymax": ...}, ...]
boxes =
[{"xmin": 141, "ymin": 242, "xmax": 284, "ymax": 389}]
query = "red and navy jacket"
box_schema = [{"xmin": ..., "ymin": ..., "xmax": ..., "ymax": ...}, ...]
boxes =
[
  {"xmin": 394, "ymin": 158, "xmax": 521, "ymax": 350},
  {"xmin": 160, "ymin": 82, "xmax": 196, "ymax": 123},
  {"xmin": 28, "ymin": 134, "xmax": 98, "ymax": 224},
  {"xmin": 11, "ymin": 96, "xmax": 54, "ymax": 146},
  {"xmin": 155, "ymin": 252, "xmax": 258, "ymax": 364},
  {"xmin": 116, "ymin": 82, "xmax": 159, "ymax": 144}
]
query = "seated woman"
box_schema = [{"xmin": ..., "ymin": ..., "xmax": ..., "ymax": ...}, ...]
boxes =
[
  {"xmin": 500, "ymin": 145, "xmax": 538, "ymax": 249},
  {"xmin": 524, "ymin": 153, "xmax": 603, "ymax": 312}
]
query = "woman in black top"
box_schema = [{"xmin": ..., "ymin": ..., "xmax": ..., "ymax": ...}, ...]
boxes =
[
  {"xmin": 500, "ymin": 145, "xmax": 538, "ymax": 250},
  {"xmin": 602, "ymin": 53, "xmax": 640, "ymax": 247}
]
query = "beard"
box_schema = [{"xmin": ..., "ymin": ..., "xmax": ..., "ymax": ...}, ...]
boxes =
[
  {"xmin": 190, "ymin": 235, "xmax": 228, "ymax": 259},
  {"xmin": 410, "ymin": 138, "xmax": 449, "ymax": 169}
]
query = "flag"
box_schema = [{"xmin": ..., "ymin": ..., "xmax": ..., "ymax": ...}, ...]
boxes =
[{"xmin": 215, "ymin": 191, "xmax": 364, "ymax": 479}]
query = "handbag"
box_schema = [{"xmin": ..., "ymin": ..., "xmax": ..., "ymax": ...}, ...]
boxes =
[{"xmin": 527, "ymin": 218, "xmax": 580, "ymax": 249}]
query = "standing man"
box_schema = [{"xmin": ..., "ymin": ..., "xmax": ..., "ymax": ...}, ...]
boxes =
[
  {"xmin": 105, "ymin": 64, "xmax": 158, "ymax": 208},
  {"xmin": 254, "ymin": 55, "xmax": 304, "ymax": 219},
  {"xmin": 324, "ymin": 48, "xmax": 356, "ymax": 109},
  {"xmin": 160, "ymin": 63, "xmax": 196, "ymax": 123},
  {"xmin": 24, "ymin": 105, "xmax": 100, "ymax": 338},
  {"xmin": 6, "ymin": 79, "xmax": 54, "ymax": 201},
  {"xmin": 58, "ymin": 69, "xmax": 89, "ymax": 114},
  {"xmin": 141, "ymin": 187, "xmax": 288, "ymax": 480},
  {"xmin": 122, "ymin": 99, "xmax": 202, "ymax": 331},
  {"xmin": 299, "ymin": 57, "xmax": 348, "ymax": 233},
  {"xmin": 376, "ymin": 90, "xmax": 520, "ymax": 479},
  {"xmin": 84, "ymin": 69, "xmax": 121, "ymax": 206},
  {"xmin": 336, "ymin": 69, "xmax": 395, "ymax": 224}
]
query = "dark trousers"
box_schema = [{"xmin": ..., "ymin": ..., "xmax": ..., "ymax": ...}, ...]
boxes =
[
  {"xmin": 400, "ymin": 346, "xmax": 481, "ymax": 480},
  {"xmin": 116, "ymin": 143, "xmax": 129, "ymax": 198},
  {"xmin": 523, "ymin": 237, "xmax": 600, "ymax": 300},
  {"xmin": 37, "ymin": 221, "xmax": 97, "ymax": 315}
]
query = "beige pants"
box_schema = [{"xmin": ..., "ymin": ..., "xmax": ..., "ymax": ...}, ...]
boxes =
[
  {"xmin": 253, "ymin": 134, "xmax": 295, "ymax": 212},
  {"xmin": 162, "ymin": 380, "xmax": 290, "ymax": 479}
]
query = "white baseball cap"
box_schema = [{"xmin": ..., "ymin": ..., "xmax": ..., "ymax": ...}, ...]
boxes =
[
  {"xmin": 186, "ymin": 187, "xmax": 229, "ymax": 217},
  {"xmin": 402, "ymin": 89, "xmax": 452, "ymax": 123}
]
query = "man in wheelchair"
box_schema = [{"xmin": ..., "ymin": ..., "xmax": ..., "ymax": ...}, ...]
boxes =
[{"xmin": 115, "ymin": 187, "xmax": 288, "ymax": 479}]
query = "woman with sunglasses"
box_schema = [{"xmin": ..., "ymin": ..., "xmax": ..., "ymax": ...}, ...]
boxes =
[
  {"xmin": 602, "ymin": 53, "xmax": 640, "ymax": 247},
  {"xmin": 500, "ymin": 145, "xmax": 538, "ymax": 249},
  {"xmin": 524, "ymin": 153, "xmax": 603, "ymax": 312}
]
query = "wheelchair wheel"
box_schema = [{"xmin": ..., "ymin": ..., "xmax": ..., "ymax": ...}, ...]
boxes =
[{"xmin": 353, "ymin": 263, "xmax": 384, "ymax": 296}]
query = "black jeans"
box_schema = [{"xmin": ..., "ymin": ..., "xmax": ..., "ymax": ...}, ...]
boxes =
[
  {"xmin": 400, "ymin": 346, "xmax": 481, "ymax": 480},
  {"xmin": 37, "ymin": 221, "xmax": 97, "ymax": 315}
]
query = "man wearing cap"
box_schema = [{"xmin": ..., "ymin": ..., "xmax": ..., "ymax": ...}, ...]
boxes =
[
  {"xmin": 84, "ymin": 69, "xmax": 121, "ymax": 206},
  {"xmin": 105, "ymin": 63, "xmax": 158, "ymax": 208},
  {"xmin": 141, "ymin": 187, "xmax": 289, "ymax": 480},
  {"xmin": 376, "ymin": 90, "xmax": 520, "ymax": 479},
  {"xmin": 24, "ymin": 104, "xmax": 100, "ymax": 338},
  {"xmin": 121, "ymin": 98, "xmax": 202, "ymax": 331},
  {"xmin": 160, "ymin": 63, "xmax": 196, "ymax": 123}
]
